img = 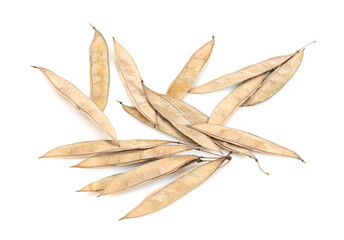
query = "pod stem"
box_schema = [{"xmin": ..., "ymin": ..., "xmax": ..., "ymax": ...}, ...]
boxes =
[
  {"xmin": 298, "ymin": 41, "xmax": 316, "ymax": 52},
  {"xmin": 219, "ymin": 155, "xmax": 232, "ymax": 168},
  {"xmin": 115, "ymin": 100, "xmax": 123, "ymax": 105},
  {"xmin": 255, "ymin": 159, "xmax": 269, "ymax": 176}
]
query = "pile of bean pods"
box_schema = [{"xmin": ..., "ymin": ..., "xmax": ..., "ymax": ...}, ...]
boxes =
[{"xmin": 34, "ymin": 25, "xmax": 312, "ymax": 220}]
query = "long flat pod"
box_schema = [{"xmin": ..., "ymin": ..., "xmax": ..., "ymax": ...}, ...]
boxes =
[
  {"xmin": 113, "ymin": 38, "xmax": 157, "ymax": 124},
  {"xmin": 209, "ymin": 73, "xmax": 267, "ymax": 124},
  {"xmin": 89, "ymin": 25, "xmax": 110, "ymax": 111},
  {"xmin": 215, "ymin": 140, "xmax": 257, "ymax": 160},
  {"xmin": 121, "ymin": 158, "xmax": 224, "ymax": 220},
  {"xmin": 189, "ymin": 54, "xmax": 294, "ymax": 94},
  {"xmin": 143, "ymin": 85, "xmax": 220, "ymax": 152},
  {"xmin": 162, "ymin": 94, "xmax": 209, "ymax": 123},
  {"xmin": 40, "ymin": 139, "xmax": 174, "ymax": 159},
  {"xmin": 120, "ymin": 103, "xmax": 192, "ymax": 142},
  {"xmin": 166, "ymin": 37, "xmax": 215, "ymax": 99},
  {"xmin": 244, "ymin": 50, "xmax": 304, "ymax": 106},
  {"xmin": 191, "ymin": 123, "xmax": 303, "ymax": 161},
  {"xmin": 33, "ymin": 67, "xmax": 118, "ymax": 144},
  {"xmin": 100, "ymin": 155, "xmax": 199, "ymax": 196},
  {"xmin": 73, "ymin": 145, "xmax": 193, "ymax": 168}
]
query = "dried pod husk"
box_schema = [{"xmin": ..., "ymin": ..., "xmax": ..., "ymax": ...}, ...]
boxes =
[
  {"xmin": 33, "ymin": 66, "xmax": 118, "ymax": 144},
  {"xmin": 243, "ymin": 50, "xmax": 304, "ymax": 106},
  {"xmin": 113, "ymin": 38, "xmax": 157, "ymax": 124},
  {"xmin": 166, "ymin": 37, "xmax": 215, "ymax": 99},
  {"xmin": 40, "ymin": 139, "xmax": 174, "ymax": 159},
  {"xmin": 121, "ymin": 158, "xmax": 224, "ymax": 220},
  {"xmin": 99, "ymin": 155, "xmax": 200, "ymax": 196},
  {"xmin": 73, "ymin": 145, "xmax": 193, "ymax": 168},
  {"xmin": 89, "ymin": 25, "xmax": 110, "ymax": 111},
  {"xmin": 189, "ymin": 54, "xmax": 294, "ymax": 94},
  {"xmin": 191, "ymin": 123, "xmax": 303, "ymax": 161}
]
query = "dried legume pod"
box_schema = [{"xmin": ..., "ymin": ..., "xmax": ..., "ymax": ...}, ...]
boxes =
[
  {"xmin": 89, "ymin": 25, "xmax": 110, "ymax": 111},
  {"xmin": 243, "ymin": 50, "xmax": 304, "ymax": 106},
  {"xmin": 189, "ymin": 54, "xmax": 294, "ymax": 94},
  {"xmin": 40, "ymin": 139, "xmax": 174, "ymax": 158},
  {"xmin": 113, "ymin": 38, "xmax": 157, "ymax": 124},
  {"xmin": 166, "ymin": 37, "xmax": 215, "ymax": 99},
  {"xmin": 33, "ymin": 66, "xmax": 118, "ymax": 144},
  {"xmin": 191, "ymin": 123, "xmax": 303, "ymax": 161},
  {"xmin": 73, "ymin": 145, "xmax": 193, "ymax": 168},
  {"xmin": 99, "ymin": 155, "xmax": 200, "ymax": 196},
  {"xmin": 121, "ymin": 158, "xmax": 224, "ymax": 220}
]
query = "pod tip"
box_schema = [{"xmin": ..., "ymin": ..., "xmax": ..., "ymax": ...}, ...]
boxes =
[
  {"xmin": 89, "ymin": 23, "xmax": 96, "ymax": 30},
  {"xmin": 297, "ymin": 155, "xmax": 306, "ymax": 164},
  {"xmin": 119, "ymin": 215, "xmax": 128, "ymax": 221}
]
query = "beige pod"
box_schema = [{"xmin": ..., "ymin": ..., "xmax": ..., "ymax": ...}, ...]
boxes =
[
  {"xmin": 244, "ymin": 50, "xmax": 304, "ymax": 106},
  {"xmin": 40, "ymin": 139, "xmax": 173, "ymax": 159},
  {"xmin": 89, "ymin": 25, "xmax": 110, "ymax": 111},
  {"xmin": 73, "ymin": 145, "xmax": 193, "ymax": 168},
  {"xmin": 166, "ymin": 37, "xmax": 215, "ymax": 99},
  {"xmin": 191, "ymin": 123, "xmax": 303, "ymax": 161},
  {"xmin": 113, "ymin": 38, "xmax": 157, "ymax": 124},
  {"xmin": 121, "ymin": 158, "xmax": 224, "ymax": 220},
  {"xmin": 99, "ymin": 155, "xmax": 200, "ymax": 196},
  {"xmin": 33, "ymin": 67, "xmax": 118, "ymax": 144},
  {"xmin": 189, "ymin": 54, "xmax": 293, "ymax": 94}
]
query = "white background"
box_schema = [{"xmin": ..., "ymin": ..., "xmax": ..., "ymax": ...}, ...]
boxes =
[{"xmin": 1, "ymin": 0, "xmax": 343, "ymax": 239}]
